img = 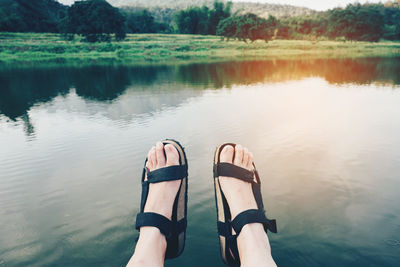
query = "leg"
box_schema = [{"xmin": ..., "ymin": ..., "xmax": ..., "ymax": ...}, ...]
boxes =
[
  {"xmin": 219, "ymin": 145, "xmax": 277, "ymax": 267},
  {"xmin": 127, "ymin": 142, "xmax": 181, "ymax": 267}
]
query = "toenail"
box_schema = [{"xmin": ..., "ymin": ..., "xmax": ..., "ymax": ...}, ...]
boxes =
[{"xmin": 223, "ymin": 145, "xmax": 233, "ymax": 151}]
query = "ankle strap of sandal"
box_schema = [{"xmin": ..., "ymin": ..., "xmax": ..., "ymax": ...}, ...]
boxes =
[
  {"xmin": 135, "ymin": 212, "xmax": 172, "ymax": 238},
  {"xmin": 231, "ymin": 209, "xmax": 277, "ymax": 235},
  {"xmin": 135, "ymin": 212, "xmax": 187, "ymax": 239}
]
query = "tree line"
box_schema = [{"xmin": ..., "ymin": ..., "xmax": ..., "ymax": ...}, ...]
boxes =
[
  {"xmin": 278, "ymin": 2, "xmax": 400, "ymax": 42},
  {"xmin": 178, "ymin": 1, "xmax": 400, "ymax": 42},
  {"xmin": 0, "ymin": 0, "xmax": 399, "ymax": 42}
]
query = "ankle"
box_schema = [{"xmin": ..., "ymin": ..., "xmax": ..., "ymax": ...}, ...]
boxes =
[
  {"xmin": 138, "ymin": 227, "xmax": 167, "ymax": 248},
  {"xmin": 131, "ymin": 227, "xmax": 167, "ymax": 264},
  {"xmin": 237, "ymin": 223, "xmax": 275, "ymax": 266},
  {"xmin": 239, "ymin": 223, "xmax": 270, "ymax": 248}
]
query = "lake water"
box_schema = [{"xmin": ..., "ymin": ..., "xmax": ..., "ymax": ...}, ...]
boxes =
[{"xmin": 1, "ymin": 58, "xmax": 400, "ymax": 267}]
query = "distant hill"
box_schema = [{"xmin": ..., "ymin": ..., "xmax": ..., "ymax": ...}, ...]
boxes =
[
  {"xmin": 232, "ymin": 2, "xmax": 316, "ymax": 18},
  {"xmin": 112, "ymin": 0, "xmax": 316, "ymax": 19},
  {"xmin": 109, "ymin": 0, "xmax": 221, "ymax": 9}
]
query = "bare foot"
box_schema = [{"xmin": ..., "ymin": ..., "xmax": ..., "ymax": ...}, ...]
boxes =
[
  {"xmin": 143, "ymin": 141, "xmax": 181, "ymax": 220},
  {"xmin": 218, "ymin": 144, "xmax": 277, "ymax": 267},
  {"xmin": 127, "ymin": 142, "xmax": 181, "ymax": 267},
  {"xmin": 218, "ymin": 144, "xmax": 258, "ymax": 219}
]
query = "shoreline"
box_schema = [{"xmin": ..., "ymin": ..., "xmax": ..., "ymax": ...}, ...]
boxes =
[{"xmin": 1, "ymin": 33, "xmax": 399, "ymax": 68}]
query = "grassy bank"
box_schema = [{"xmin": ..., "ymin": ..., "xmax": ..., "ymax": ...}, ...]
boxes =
[{"xmin": 0, "ymin": 32, "xmax": 399, "ymax": 67}]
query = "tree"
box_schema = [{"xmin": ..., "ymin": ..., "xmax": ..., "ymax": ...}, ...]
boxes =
[
  {"xmin": 382, "ymin": 3, "xmax": 400, "ymax": 40},
  {"xmin": 312, "ymin": 16, "xmax": 328, "ymax": 37},
  {"xmin": 124, "ymin": 9, "xmax": 171, "ymax": 33},
  {"xmin": 328, "ymin": 4, "xmax": 385, "ymax": 41},
  {"xmin": 174, "ymin": 6, "xmax": 209, "ymax": 34},
  {"xmin": 208, "ymin": 1, "xmax": 231, "ymax": 35},
  {"xmin": 275, "ymin": 24, "xmax": 291, "ymax": 39},
  {"xmin": 216, "ymin": 16, "xmax": 237, "ymax": 40},
  {"xmin": 63, "ymin": 0, "xmax": 126, "ymax": 42},
  {"xmin": 174, "ymin": 1, "xmax": 232, "ymax": 35},
  {"xmin": 217, "ymin": 14, "xmax": 278, "ymax": 43},
  {"xmin": 126, "ymin": 10, "xmax": 154, "ymax": 33}
]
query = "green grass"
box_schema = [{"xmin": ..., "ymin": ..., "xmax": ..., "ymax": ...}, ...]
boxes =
[{"xmin": 0, "ymin": 32, "xmax": 399, "ymax": 67}]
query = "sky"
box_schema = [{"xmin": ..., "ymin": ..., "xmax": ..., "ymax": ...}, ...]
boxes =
[{"xmin": 57, "ymin": 0, "xmax": 384, "ymax": 11}]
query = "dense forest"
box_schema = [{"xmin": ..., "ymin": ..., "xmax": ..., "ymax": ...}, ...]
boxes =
[
  {"xmin": 278, "ymin": 1, "xmax": 400, "ymax": 41},
  {"xmin": 175, "ymin": 1, "xmax": 400, "ymax": 42},
  {"xmin": 0, "ymin": 0, "xmax": 67, "ymax": 32},
  {"xmin": 0, "ymin": 0, "xmax": 399, "ymax": 42}
]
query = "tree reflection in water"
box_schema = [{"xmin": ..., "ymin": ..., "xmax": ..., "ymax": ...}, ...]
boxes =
[{"xmin": 1, "ymin": 57, "xmax": 399, "ymax": 128}]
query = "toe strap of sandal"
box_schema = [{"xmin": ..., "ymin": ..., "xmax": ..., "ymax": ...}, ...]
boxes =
[
  {"xmin": 146, "ymin": 165, "xmax": 188, "ymax": 183},
  {"xmin": 136, "ymin": 212, "xmax": 173, "ymax": 238},
  {"xmin": 231, "ymin": 209, "xmax": 278, "ymax": 235},
  {"xmin": 214, "ymin": 162, "xmax": 254, "ymax": 183}
]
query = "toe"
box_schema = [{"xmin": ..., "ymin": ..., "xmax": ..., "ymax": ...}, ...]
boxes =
[
  {"xmin": 148, "ymin": 146, "xmax": 156, "ymax": 171},
  {"xmin": 155, "ymin": 142, "xmax": 166, "ymax": 168},
  {"xmin": 247, "ymin": 152, "xmax": 254, "ymax": 170},
  {"xmin": 145, "ymin": 160, "xmax": 150, "ymax": 171},
  {"xmin": 220, "ymin": 145, "xmax": 234, "ymax": 163},
  {"xmin": 234, "ymin": 145, "xmax": 244, "ymax": 166},
  {"xmin": 243, "ymin": 147, "xmax": 249, "ymax": 169},
  {"xmin": 165, "ymin": 144, "xmax": 179, "ymax": 166}
]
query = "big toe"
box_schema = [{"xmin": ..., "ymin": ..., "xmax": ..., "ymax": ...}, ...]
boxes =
[
  {"xmin": 220, "ymin": 145, "xmax": 234, "ymax": 163},
  {"xmin": 155, "ymin": 142, "xmax": 166, "ymax": 168},
  {"xmin": 165, "ymin": 144, "xmax": 180, "ymax": 166}
]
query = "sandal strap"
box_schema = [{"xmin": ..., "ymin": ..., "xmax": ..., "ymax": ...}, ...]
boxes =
[
  {"xmin": 217, "ymin": 221, "xmax": 240, "ymax": 265},
  {"xmin": 217, "ymin": 221, "xmax": 231, "ymax": 237},
  {"xmin": 175, "ymin": 218, "xmax": 187, "ymax": 235},
  {"xmin": 214, "ymin": 162, "xmax": 254, "ymax": 183},
  {"xmin": 226, "ymin": 235, "xmax": 240, "ymax": 265},
  {"xmin": 135, "ymin": 212, "xmax": 172, "ymax": 238},
  {"xmin": 147, "ymin": 165, "xmax": 188, "ymax": 183},
  {"xmin": 252, "ymin": 182, "xmax": 264, "ymax": 210},
  {"xmin": 231, "ymin": 209, "xmax": 277, "ymax": 235},
  {"xmin": 135, "ymin": 212, "xmax": 187, "ymax": 239}
]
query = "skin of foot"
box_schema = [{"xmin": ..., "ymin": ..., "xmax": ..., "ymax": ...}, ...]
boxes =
[
  {"xmin": 219, "ymin": 145, "xmax": 277, "ymax": 267},
  {"xmin": 127, "ymin": 142, "xmax": 181, "ymax": 267}
]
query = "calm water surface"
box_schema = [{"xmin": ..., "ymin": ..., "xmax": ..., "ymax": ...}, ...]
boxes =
[{"xmin": 1, "ymin": 58, "xmax": 400, "ymax": 266}]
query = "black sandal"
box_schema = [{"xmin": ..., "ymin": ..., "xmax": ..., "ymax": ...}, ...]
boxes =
[
  {"xmin": 135, "ymin": 139, "xmax": 188, "ymax": 259},
  {"xmin": 213, "ymin": 143, "xmax": 277, "ymax": 266}
]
